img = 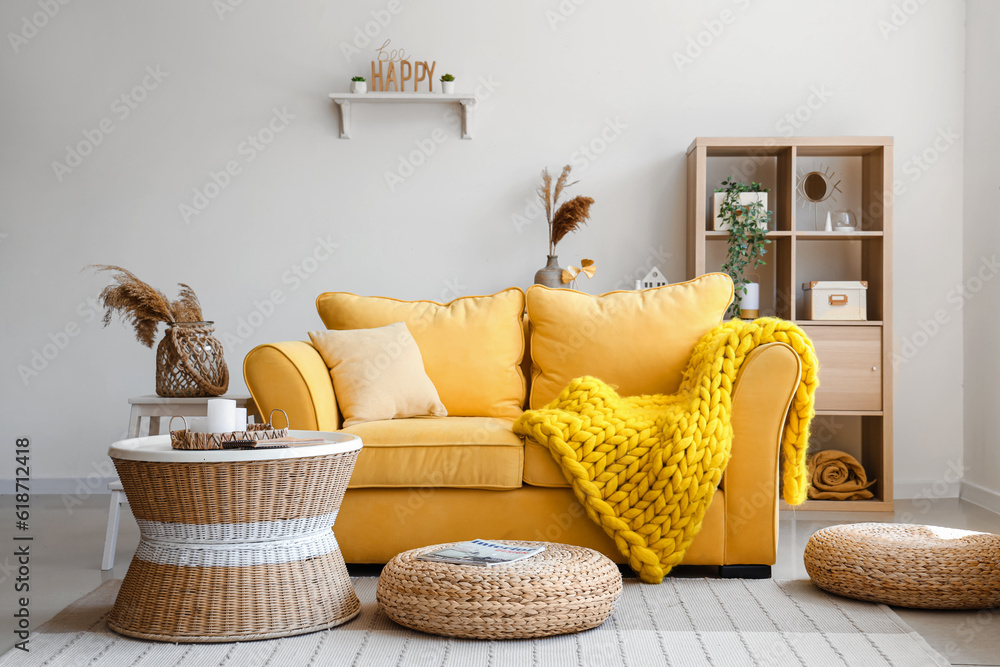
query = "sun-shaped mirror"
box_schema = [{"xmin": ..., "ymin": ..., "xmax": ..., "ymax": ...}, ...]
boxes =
[
  {"xmin": 802, "ymin": 172, "xmax": 830, "ymax": 201},
  {"xmin": 797, "ymin": 164, "xmax": 842, "ymax": 229}
]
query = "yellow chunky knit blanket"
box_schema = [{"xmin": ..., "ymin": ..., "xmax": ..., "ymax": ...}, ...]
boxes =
[{"xmin": 513, "ymin": 318, "xmax": 819, "ymax": 583}]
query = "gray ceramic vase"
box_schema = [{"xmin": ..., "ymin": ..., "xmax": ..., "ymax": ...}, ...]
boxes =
[{"xmin": 534, "ymin": 255, "xmax": 564, "ymax": 288}]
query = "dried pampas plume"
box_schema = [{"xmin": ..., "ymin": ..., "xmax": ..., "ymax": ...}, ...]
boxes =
[
  {"xmin": 171, "ymin": 284, "xmax": 204, "ymax": 323},
  {"xmin": 551, "ymin": 196, "xmax": 594, "ymax": 247},
  {"xmin": 87, "ymin": 265, "xmax": 204, "ymax": 348},
  {"xmin": 536, "ymin": 164, "xmax": 591, "ymax": 254},
  {"xmin": 537, "ymin": 169, "xmax": 553, "ymax": 224},
  {"xmin": 552, "ymin": 164, "xmax": 576, "ymax": 207}
]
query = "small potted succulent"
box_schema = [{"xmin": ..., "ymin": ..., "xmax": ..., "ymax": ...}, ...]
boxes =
[
  {"xmin": 717, "ymin": 177, "xmax": 772, "ymax": 318},
  {"xmin": 351, "ymin": 76, "xmax": 367, "ymax": 94},
  {"xmin": 440, "ymin": 73, "xmax": 455, "ymax": 94}
]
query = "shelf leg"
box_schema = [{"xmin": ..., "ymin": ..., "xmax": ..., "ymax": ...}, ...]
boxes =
[
  {"xmin": 459, "ymin": 99, "xmax": 477, "ymax": 140},
  {"xmin": 333, "ymin": 99, "xmax": 352, "ymax": 139}
]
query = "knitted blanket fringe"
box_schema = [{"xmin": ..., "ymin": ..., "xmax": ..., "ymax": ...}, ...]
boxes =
[{"xmin": 513, "ymin": 318, "xmax": 819, "ymax": 583}]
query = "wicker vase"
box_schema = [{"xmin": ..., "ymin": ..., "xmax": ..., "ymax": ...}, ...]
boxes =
[
  {"xmin": 534, "ymin": 255, "xmax": 564, "ymax": 288},
  {"xmin": 155, "ymin": 321, "xmax": 229, "ymax": 397}
]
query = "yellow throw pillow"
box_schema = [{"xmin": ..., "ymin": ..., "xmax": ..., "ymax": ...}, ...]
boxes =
[
  {"xmin": 308, "ymin": 322, "xmax": 447, "ymax": 427},
  {"xmin": 526, "ymin": 273, "xmax": 734, "ymax": 409},
  {"xmin": 315, "ymin": 288, "xmax": 526, "ymax": 420}
]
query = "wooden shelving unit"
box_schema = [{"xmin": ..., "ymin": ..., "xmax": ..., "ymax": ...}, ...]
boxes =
[{"xmin": 686, "ymin": 137, "xmax": 894, "ymax": 512}]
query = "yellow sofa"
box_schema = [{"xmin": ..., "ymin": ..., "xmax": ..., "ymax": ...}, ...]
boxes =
[{"xmin": 243, "ymin": 274, "xmax": 802, "ymax": 576}]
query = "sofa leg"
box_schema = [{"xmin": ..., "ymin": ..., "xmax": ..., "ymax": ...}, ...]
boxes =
[{"xmin": 718, "ymin": 565, "xmax": 771, "ymax": 579}]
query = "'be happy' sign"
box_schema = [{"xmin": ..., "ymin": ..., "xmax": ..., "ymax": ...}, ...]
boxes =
[{"xmin": 369, "ymin": 40, "xmax": 437, "ymax": 92}]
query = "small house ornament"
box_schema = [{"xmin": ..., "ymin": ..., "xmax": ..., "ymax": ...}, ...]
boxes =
[{"xmin": 637, "ymin": 267, "xmax": 667, "ymax": 290}]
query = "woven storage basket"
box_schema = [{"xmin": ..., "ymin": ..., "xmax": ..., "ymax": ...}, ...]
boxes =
[
  {"xmin": 804, "ymin": 522, "xmax": 1000, "ymax": 609},
  {"xmin": 155, "ymin": 321, "xmax": 229, "ymax": 398},
  {"xmin": 108, "ymin": 448, "xmax": 361, "ymax": 642},
  {"xmin": 377, "ymin": 541, "xmax": 622, "ymax": 639}
]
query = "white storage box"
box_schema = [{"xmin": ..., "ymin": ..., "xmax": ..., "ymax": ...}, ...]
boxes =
[
  {"xmin": 802, "ymin": 281, "xmax": 868, "ymax": 320},
  {"xmin": 712, "ymin": 192, "xmax": 768, "ymax": 230}
]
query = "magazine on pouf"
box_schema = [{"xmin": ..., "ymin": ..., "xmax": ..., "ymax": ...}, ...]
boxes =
[{"xmin": 415, "ymin": 539, "xmax": 545, "ymax": 567}]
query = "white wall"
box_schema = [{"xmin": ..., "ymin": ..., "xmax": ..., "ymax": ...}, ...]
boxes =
[
  {"xmin": 961, "ymin": 0, "xmax": 1000, "ymax": 511},
  {"xmin": 0, "ymin": 0, "xmax": 967, "ymax": 496}
]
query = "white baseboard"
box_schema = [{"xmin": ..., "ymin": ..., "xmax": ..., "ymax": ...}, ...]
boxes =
[
  {"xmin": 2, "ymin": 477, "xmax": 117, "ymax": 496},
  {"xmin": 960, "ymin": 479, "xmax": 1000, "ymax": 515},
  {"xmin": 893, "ymin": 479, "xmax": 961, "ymax": 499}
]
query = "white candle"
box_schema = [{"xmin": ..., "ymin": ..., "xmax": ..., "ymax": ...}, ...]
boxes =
[
  {"xmin": 742, "ymin": 282, "xmax": 760, "ymax": 310},
  {"xmin": 207, "ymin": 398, "xmax": 236, "ymax": 433},
  {"xmin": 234, "ymin": 408, "xmax": 247, "ymax": 432},
  {"xmin": 187, "ymin": 417, "xmax": 209, "ymax": 433}
]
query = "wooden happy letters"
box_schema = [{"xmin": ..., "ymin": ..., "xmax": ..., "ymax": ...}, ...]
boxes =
[{"xmin": 370, "ymin": 40, "xmax": 437, "ymax": 92}]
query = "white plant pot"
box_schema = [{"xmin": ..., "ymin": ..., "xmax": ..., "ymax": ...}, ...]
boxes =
[
  {"xmin": 713, "ymin": 192, "xmax": 768, "ymax": 231},
  {"xmin": 441, "ymin": 80, "xmax": 455, "ymax": 94},
  {"xmin": 351, "ymin": 81, "xmax": 367, "ymax": 94}
]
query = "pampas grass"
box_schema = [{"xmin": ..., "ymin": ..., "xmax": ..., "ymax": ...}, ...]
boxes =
[
  {"xmin": 536, "ymin": 164, "xmax": 593, "ymax": 254},
  {"xmin": 552, "ymin": 164, "xmax": 575, "ymax": 207},
  {"xmin": 537, "ymin": 169, "xmax": 553, "ymax": 225},
  {"xmin": 171, "ymin": 284, "xmax": 204, "ymax": 323},
  {"xmin": 87, "ymin": 265, "xmax": 204, "ymax": 348},
  {"xmin": 551, "ymin": 196, "xmax": 594, "ymax": 247}
]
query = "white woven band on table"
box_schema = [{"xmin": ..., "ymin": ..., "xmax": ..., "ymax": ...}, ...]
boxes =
[
  {"xmin": 136, "ymin": 529, "xmax": 343, "ymax": 568},
  {"xmin": 134, "ymin": 511, "xmax": 339, "ymax": 542}
]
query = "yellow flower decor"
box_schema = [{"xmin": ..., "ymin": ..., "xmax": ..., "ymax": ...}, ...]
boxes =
[{"xmin": 561, "ymin": 259, "xmax": 596, "ymax": 290}]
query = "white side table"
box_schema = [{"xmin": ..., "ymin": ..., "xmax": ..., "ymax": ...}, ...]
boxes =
[
  {"xmin": 101, "ymin": 394, "xmax": 257, "ymax": 571},
  {"xmin": 126, "ymin": 394, "xmax": 257, "ymax": 439}
]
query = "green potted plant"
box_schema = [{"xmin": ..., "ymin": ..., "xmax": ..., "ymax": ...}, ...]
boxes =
[
  {"xmin": 717, "ymin": 177, "xmax": 772, "ymax": 318},
  {"xmin": 351, "ymin": 76, "xmax": 367, "ymax": 94},
  {"xmin": 440, "ymin": 73, "xmax": 455, "ymax": 94}
]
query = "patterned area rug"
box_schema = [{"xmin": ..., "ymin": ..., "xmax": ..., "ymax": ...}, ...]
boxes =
[{"xmin": 0, "ymin": 577, "xmax": 947, "ymax": 666}]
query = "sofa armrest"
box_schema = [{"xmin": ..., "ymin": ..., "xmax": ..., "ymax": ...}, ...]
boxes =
[
  {"xmin": 243, "ymin": 341, "xmax": 340, "ymax": 431},
  {"xmin": 723, "ymin": 341, "xmax": 802, "ymax": 566}
]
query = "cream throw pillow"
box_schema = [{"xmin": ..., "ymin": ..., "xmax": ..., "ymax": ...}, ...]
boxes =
[{"xmin": 308, "ymin": 322, "xmax": 447, "ymax": 427}]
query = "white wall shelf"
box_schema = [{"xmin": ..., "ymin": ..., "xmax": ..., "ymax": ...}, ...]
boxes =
[{"xmin": 328, "ymin": 93, "xmax": 478, "ymax": 140}]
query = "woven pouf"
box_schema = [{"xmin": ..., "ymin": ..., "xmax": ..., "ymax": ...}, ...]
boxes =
[
  {"xmin": 377, "ymin": 541, "xmax": 623, "ymax": 639},
  {"xmin": 804, "ymin": 523, "xmax": 1000, "ymax": 609}
]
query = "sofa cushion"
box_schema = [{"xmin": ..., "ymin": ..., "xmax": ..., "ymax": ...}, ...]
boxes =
[
  {"xmin": 341, "ymin": 416, "xmax": 524, "ymax": 490},
  {"xmin": 308, "ymin": 323, "xmax": 447, "ymax": 427},
  {"xmin": 316, "ymin": 289, "xmax": 526, "ymax": 420},
  {"xmin": 523, "ymin": 440, "xmax": 570, "ymax": 487},
  {"xmin": 526, "ymin": 273, "xmax": 733, "ymax": 409}
]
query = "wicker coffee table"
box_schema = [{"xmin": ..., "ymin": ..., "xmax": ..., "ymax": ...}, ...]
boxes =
[
  {"xmin": 378, "ymin": 541, "xmax": 622, "ymax": 639},
  {"xmin": 107, "ymin": 431, "xmax": 362, "ymax": 642}
]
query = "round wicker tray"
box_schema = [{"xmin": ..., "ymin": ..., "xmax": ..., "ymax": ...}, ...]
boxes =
[
  {"xmin": 804, "ymin": 522, "xmax": 1000, "ymax": 609},
  {"xmin": 377, "ymin": 541, "xmax": 622, "ymax": 640}
]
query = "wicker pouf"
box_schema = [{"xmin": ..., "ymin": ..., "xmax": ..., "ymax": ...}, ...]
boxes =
[
  {"xmin": 804, "ymin": 523, "xmax": 1000, "ymax": 609},
  {"xmin": 377, "ymin": 542, "xmax": 623, "ymax": 639}
]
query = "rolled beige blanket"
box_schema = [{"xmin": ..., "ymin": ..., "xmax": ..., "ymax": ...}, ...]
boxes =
[{"xmin": 807, "ymin": 450, "xmax": 875, "ymax": 500}]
